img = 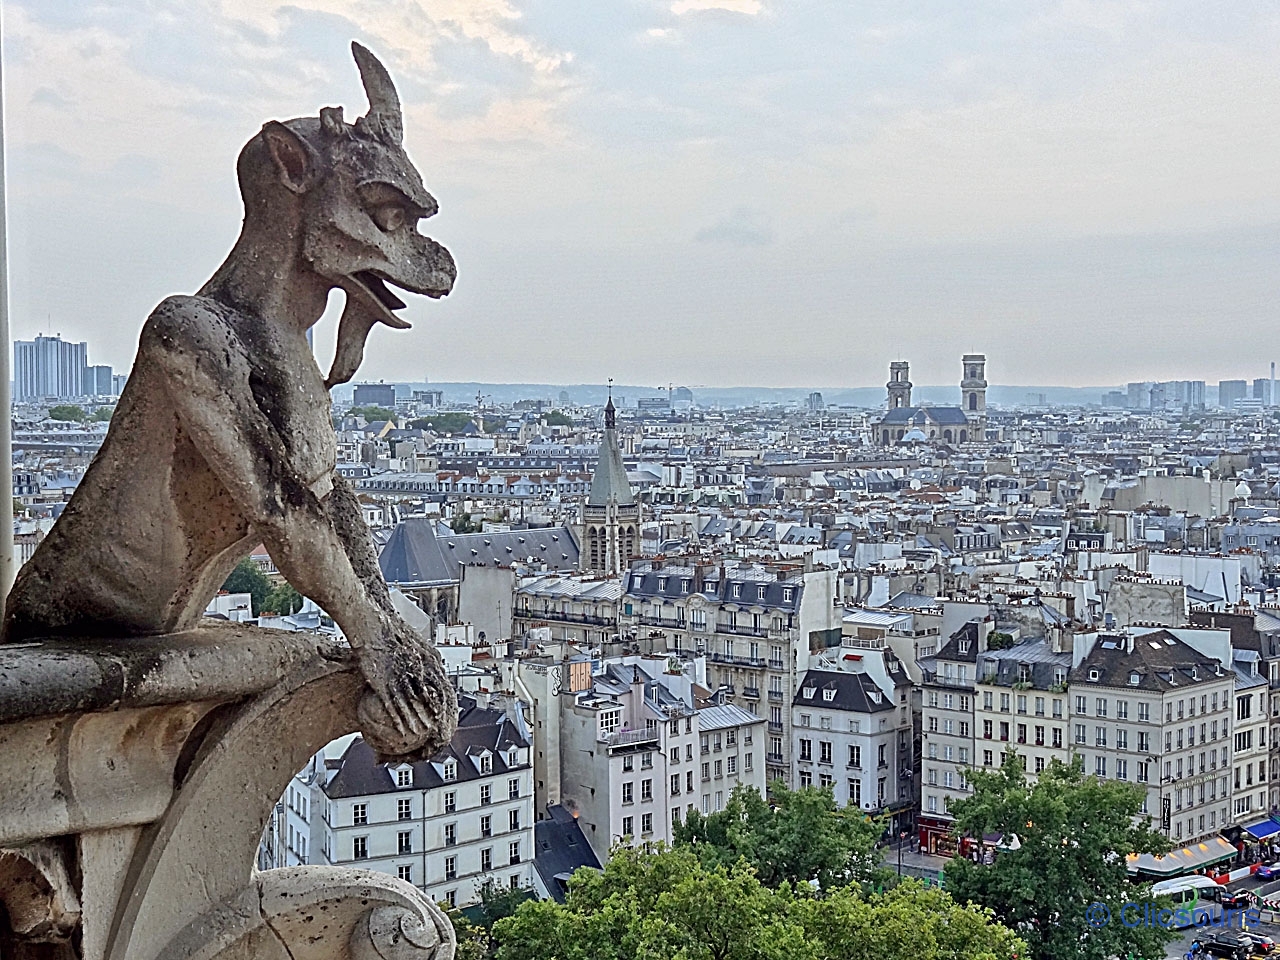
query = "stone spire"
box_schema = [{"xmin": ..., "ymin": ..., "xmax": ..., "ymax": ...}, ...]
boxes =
[{"xmin": 589, "ymin": 386, "xmax": 633, "ymax": 507}]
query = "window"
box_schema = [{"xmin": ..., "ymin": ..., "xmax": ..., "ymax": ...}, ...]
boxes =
[
  {"xmin": 481, "ymin": 815, "xmax": 492, "ymax": 838},
  {"xmin": 445, "ymin": 890, "xmax": 456, "ymax": 908},
  {"xmin": 983, "ymin": 750, "xmax": 993, "ymax": 766},
  {"xmin": 397, "ymin": 768, "xmax": 412, "ymax": 788},
  {"xmin": 983, "ymin": 691, "xmax": 993, "ymax": 710},
  {"xmin": 800, "ymin": 738, "xmax": 812, "ymax": 761},
  {"xmin": 444, "ymin": 823, "xmax": 456, "ymax": 846},
  {"xmin": 480, "ymin": 754, "xmax": 493, "ymax": 774},
  {"xmin": 670, "ymin": 746, "xmax": 680, "ymax": 763},
  {"xmin": 1074, "ymin": 724, "xmax": 1086, "ymax": 745},
  {"xmin": 849, "ymin": 745, "xmax": 861, "ymax": 768},
  {"xmin": 1138, "ymin": 702, "xmax": 1150, "ymax": 722},
  {"xmin": 1095, "ymin": 698, "xmax": 1108, "ymax": 718},
  {"xmin": 623, "ymin": 754, "xmax": 633, "ymax": 772},
  {"xmin": 715, "ymin": 760, "xmax": 723, "ymax": 778},
  {"xmin": 800, "ymin": 770, "xmax": 812, "ymax": 787},
  {"xmin": 1075, "ymin": 696, "xmax": 1087, "ymax": 713},
  {"xmin": 1116, "ymin": 700, "xmax": 1128, "ymax": 719},
  {"xmin": 481, "ymin": 848, "xmax": 492, "ymax": 871},
  {"xmin": 398, "ymin": 831, "xmax": 412, "ymax": 855},
  {"xmin": 353, "ymin": 803, "xmax": 367, "ymax": 826},
  {"xmin": 623, "ymin": 781, "xmax": 634, "ymax": 803},
  {"xmin": 444, "ymin": 791, "xmax": 456, "ymax": 813},
  {"xmin": 398, "ymin": 798, "xmax": 412, "ymax": 820},
  {"xmin": 397, "ymin": 864, "xmax": 412, "ymax": 882},
  {"xmin": 1052, "ymin": 727, "xmax": 1062, "ymax": 748},
  {"xmin": 445, "ymin": 856, "xmax": 456, "ymax": 881},
  {"xmin": 353, "ymin": 836, "xmax": 368, "ymax": 860},
  {"xmin": 509, "ymin": 810, "xmax": 521, "ymax": 831},
  {"xmin": 727, "ymin": 756, "xmax": 737, "ymax": 775},
  {"xmin": 480, "ymin": 784, "xmax": 491, "ymax": 806},
  {"xmin": 1116, "ymin": 729, "xmax": 1128, "ymax": 750},
  {"xmin": 701, "ymin": 762, "xmax": 710, "ymax": 781},
  {"xmin": 687, "ymin": 771, "xmax": 694, "ymax": 792},
  {"xmin": 1035, "ymin": 696, "xmax": 1045, "ymax": 716},
  {"xmin": 509, "ymin": 749, "xmax": 519, "ymax": 767},
  {"xmin": 443, "ymin": 760, "xmax": 457, "ymax": 782},
  {"xmin": 642, "ymin": 812, "xmax": 653, "ymax": 834},
  {"xmin": 757, "ymin": 585, "xmax": 766, "ymax": 600},
  {"xmin": 622, "ymin": 815, "xmax": 633, "ymax": 837},
  {"xmin": 509, "ymin": 841, "xmax": 521, "ymax": 865},
  {"xmin": 983, "ymin": 719, "xmax": 993, "ymax": 739},
  {"xmin": 671, "ymin": 774, "xmax": 681, "ymax": 795},
  {"xmin": 820, "ymin": 742, "xmax": 833, "ymax": 764}
]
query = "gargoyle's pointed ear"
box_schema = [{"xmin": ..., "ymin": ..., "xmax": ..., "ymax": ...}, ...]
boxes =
[
  {"xmin": 351, "ymin": 41, "xmax": 403, "ymax": 145},
  {"xmin": 262, "ymin": 121, "xmax": 319, "ymax": 194}
]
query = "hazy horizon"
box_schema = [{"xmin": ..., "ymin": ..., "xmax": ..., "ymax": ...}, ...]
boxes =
[{"xmin": 8, "ymin": 2, "xmax": 1280, "ymax": 389}]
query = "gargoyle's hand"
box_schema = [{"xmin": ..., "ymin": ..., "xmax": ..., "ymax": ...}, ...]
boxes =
[{"xmin": 355, "ymin": 617, "xmax": 457, "ymax": 764}]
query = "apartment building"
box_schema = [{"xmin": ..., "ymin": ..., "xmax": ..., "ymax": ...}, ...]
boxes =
[
  {"xmin": 1232, "ymin": 650, "xmax": 1269, "ymax": 823},
  {"xmin": 1070, "ymin": 628, "xmax": 1234, "ymax": 846},
  {"xmin": 513, "ymin": 572, "xmax": 622, "ymax": 648},
  {"xmin": 314, "ymin": 695, "xmax": 535, "ymax": 908},
  {"xmin": 918, "ymin": 620, "xmax": 984, "ymax": 854},
  {"xmin": 793, "ymin": 644, "xmax": 915, "ymax": 832},
  {"xmin": 507, "ymin": 649, "xmax": 765, "ymax": 864},
  {"xmin": 973, "ymin": 637, "xmax": 1072, "ymax": 776},
  {"xmin": 622, "ymin": 557, "xmax": 842, "ymax": 786}
]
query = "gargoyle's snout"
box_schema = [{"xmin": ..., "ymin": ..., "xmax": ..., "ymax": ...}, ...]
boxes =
[{"xmin": 342, "ymin": 233, "xmax": 455, "ymax": 330}]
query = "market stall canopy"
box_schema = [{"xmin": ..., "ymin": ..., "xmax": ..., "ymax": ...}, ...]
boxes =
[
  {"xmin": 1243, "ymin": 818, "xmax": 1280, "ymax": 841},
  {"xmin": 1127, "ymin": 836, "xmax": 1237, "ymax": 877}
]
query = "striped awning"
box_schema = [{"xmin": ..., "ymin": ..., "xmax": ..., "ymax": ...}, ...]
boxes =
[{"xmin": 1126, "ymin": 836, "xmax": 1237, "ymax": 877}]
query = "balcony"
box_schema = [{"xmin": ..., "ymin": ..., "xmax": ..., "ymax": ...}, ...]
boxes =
[
  {"xmin": 606, "ymin": 728, "xmax": 661, "ymax": 750},
  {"xmin": 768, "ymin": 720, "xmax": 784, "ymax": 733},
  {"xmin": 716, "ymin": 623, "xmax": 770, "ymax": 638},
  {"xmin": 923, "ymin": 671, "xmax": 973, "ymax": 690},
  {"xmin": 706, "ymin": 651, "xmax": 767, "ymax": 668},
  {"xmin": 766, "ymin": 752, "xmax": 784, "ymax": 764},
  {"xmin": 637, "ymin": 615, "xmax": 685, "ymax": 628},
  {"xmin": 768, "ymin": 690, "xmax": 783, "ymax": 702},
  {"xmin": 768, "ymin": 659, "xmax": 785, "ymax": 669},
  {"xmin": 742, "ymin": 687, "xmax": 761, "ymax": 699},
  {"xmin": 519, "ymin": 610, "xmax": 615, "ymax": 626}
]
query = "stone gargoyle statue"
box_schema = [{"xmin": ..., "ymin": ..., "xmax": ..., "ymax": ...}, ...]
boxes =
[{"xmin": 3, "ymin": 42, "xmax": 457, "ymax": 766}]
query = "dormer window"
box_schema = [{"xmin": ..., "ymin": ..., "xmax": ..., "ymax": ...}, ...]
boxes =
[
  {"xmin": 480, "ymin": 753, "xmax": 492, "ymax": 774},
  {"xmin": 396, "ymin": 767, "xmax": 412, "ymax": 788},
  {"xmin": 443, "ymin": 760, "xmax": 457, "ymax": 782},
  {"xmin": 509, "ymin": 749, "xmax": 519, "ymax": 766},
  {"xmin": 868, "ymin": 691, "xmax": 882, "ymax": 704},
  {"xmin": 657, "ymin": 577, "xmax": 667, "ymax": 591},
  {"xmin": 757, "ymin": 586, "xmax": 766, "ymax": 600},
  {"xmin": 823, "ymin": 688, "xmax": 835, "ymax": 702},
  {"xmin": 1129, "ymin": 672, "xmax": 1140, "ymax": 685},
  {"xmin": 959, "ymin": 641, "xmax": 970, "ymax": 655},
  {"xmin": 682, "ymin": 579, "xmax": 691, "ymax": 593},
  {"xmin": 732, "ymin": 584, "xmax": 741, "ymax": 599},
  {"xmin": 1088, "ymin": 668, "xmax": 1100, "ymax": 682},
  {"xmin": 803, "ymin": 686, "xmax": 816, "ymax": 699}
]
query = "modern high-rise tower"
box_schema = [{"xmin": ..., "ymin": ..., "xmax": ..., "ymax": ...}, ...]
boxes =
[{"xmin": 13, "ymin": 334, "xmax": 89, "ymax": 401}]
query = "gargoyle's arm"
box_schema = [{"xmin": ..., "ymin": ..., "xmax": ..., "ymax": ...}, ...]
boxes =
[
  {"xmin": 141, "ymin": 299, "xmax": 387, "ymax": 642},
  {"xmin": 141, "ymin": 299, "xmax": 453, "ymax": 759}
]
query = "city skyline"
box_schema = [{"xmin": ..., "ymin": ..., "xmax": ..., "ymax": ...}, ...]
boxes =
[{"xmin": 6, "ymin": 2, "xmax": 1280, "ymax": 388}]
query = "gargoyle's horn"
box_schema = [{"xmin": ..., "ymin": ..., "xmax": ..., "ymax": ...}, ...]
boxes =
[{"xmin": 351, "ymin": 41, "xmax": 403, "ymax": 145}]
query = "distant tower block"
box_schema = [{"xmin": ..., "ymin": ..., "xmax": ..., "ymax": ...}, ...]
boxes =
[
  {"xmin": 887, "ymin": 361, "xmax": 912, "ymax": 409},
  {"xmin": 961, "ymin": 354, "xmax": 987, "ymax": 437}
]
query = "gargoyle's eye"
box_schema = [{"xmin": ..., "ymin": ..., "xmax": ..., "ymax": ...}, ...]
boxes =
[{"xmin": 372, "ymin": 204, "xmax": 407, "ymax": 232}]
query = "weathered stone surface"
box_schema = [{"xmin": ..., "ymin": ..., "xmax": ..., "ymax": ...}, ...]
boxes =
[
  {"xmin": 1, "ymin": 41, "xmax": 456, "ymax": 766},
  {"xmin": 0, "ymin": 42, "xmax": 461, "ymax": 960}
]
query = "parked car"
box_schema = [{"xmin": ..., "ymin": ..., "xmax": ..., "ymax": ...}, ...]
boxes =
[
  {"xmin": 1195, "ymin": 932, "xmax": 1256, "ymax": 959},
  {"xmin": 1255, "ymin": 862, "xmax": 1280, "ymax": 881},
  {"xmin": 1242, "ymin": 932, "xmax": 1277, "ymax": 955},
  {"xmin": 1220, "ymin": 890, "xmax": 1253, "ymax": 910}
]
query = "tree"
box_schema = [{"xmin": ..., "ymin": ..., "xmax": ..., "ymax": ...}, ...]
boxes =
[
  {"xmin": 492, "ymin": 846, "xmax": 1022, "ymax": 960},
  {"xmin": 347, "ymin": 405, "xmax": 395, "ymax": 422},
  {"xmin": 451, "ymin": 511, "xmax": 483, "ymax": 534},
  {"xmin": 543, "ymin": 410, "xmax": 574, "ymax": 428},
  {"xmin": 409, "ymin": 412, "xmax": 477, "ymax": 434},
  {"xmin": 47, "ymin": 404, "xmax": 87, "ymax": 422},
  {"xmin": 221, "ymin": 558, "xmax": 272, "ymax": 616},
  {"xmin": 986, "ymin": 631, "xmax": 1016, "ymax": 650},
  {"xmin": 443, "ymin": 880, "xmax": 535, "ymax": 960},
  {"xmin": 944, "ymin": 753, "xmax": 1174, "ymax": 960},
  {"xmin": 264, "ymin": 582, "xmax": 303, "ymax": 616},
  {"xmin": 90, "ymin": 406, "xmax": 115, "ymax": 422},
  {"xmin": 673, "ymin": 781, "xmax": 885, "ymax": 891}
]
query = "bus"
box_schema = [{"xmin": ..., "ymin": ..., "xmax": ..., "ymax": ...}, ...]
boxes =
[{"xmin": 1150, "ymin": 875, "xmax": 1227, "ymax": 928}]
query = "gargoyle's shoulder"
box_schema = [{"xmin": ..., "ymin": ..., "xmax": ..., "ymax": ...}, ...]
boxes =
[{"xmin": 141, "ymin": 295, "xmax": 241, "ymax": 351}]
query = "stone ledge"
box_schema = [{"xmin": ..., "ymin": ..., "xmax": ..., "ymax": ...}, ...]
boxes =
[{"xmin": 0, "ymin": 622, "xmax": 350, "ymax": 725}]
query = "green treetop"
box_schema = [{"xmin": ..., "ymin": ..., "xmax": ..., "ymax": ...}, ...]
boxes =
[{"xmin": 944, "ymin": 753, "xmax": 1174, "ymax": 960}]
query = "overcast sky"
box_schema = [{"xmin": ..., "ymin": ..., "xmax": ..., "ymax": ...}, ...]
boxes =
[{"xmin": 6, "ymin": 0, "xmax": 1280, "ymax": 390}]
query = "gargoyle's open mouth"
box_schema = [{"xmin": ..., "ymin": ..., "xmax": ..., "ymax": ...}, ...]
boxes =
[{"xmin": 345, "ymin": 270, "xmax": 413, "ymax": 330}]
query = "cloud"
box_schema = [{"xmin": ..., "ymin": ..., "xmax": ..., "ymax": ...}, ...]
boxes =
[
  {"xmin": 695, "ymin": 207, "xmax": 773, "ymax": 246},
  {"xmin": 642, "ymin": 27, "xmax": 680, "ymax": 42},
  {"xmin": 670, "ymin": 0, "xmax": 761, "ymax": 16}
]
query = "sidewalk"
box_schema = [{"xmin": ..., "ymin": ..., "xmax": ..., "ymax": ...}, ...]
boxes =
[{"xmin": 882, "ymin": 842, "xmax": 949, "ymax": 877}]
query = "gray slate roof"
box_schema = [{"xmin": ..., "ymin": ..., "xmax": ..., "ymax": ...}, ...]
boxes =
[
  {"xmin": 380, "ymin": 518, "xmax": 579, "ymax": 585},
  {"xmin": 588, "ymin": 427, "xmax": 634, "ymax": 506}
]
